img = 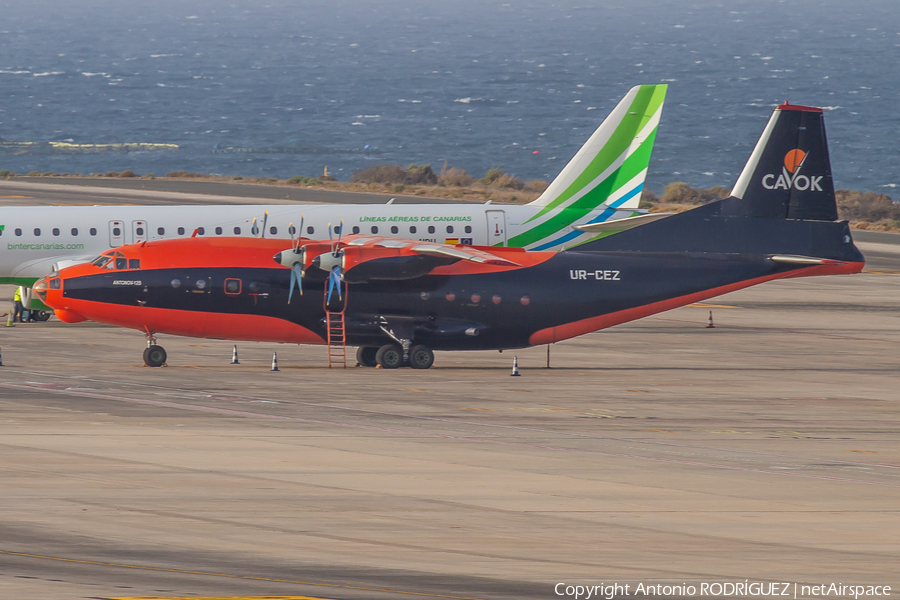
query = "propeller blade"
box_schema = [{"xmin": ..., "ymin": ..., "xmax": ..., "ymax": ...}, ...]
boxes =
[
  {"xmin": 288, "ymin": 221, "xmax": 294, "ymax": 245},
  {"xmin": 251, "ymin": 217, "xmax": 258, "ymax": 237},
  {"xmin": 334, "ymin": 219, "xmax": 344, "ymax": 256},
  {"xmin": 288, "ymin": 262, "xmax": 304, "ymax": 303},
  {"xmin": 261, "ymin": 210, "xmax": 269, "ymax": 238},
  {"xmin": 296, "ymin": 214, "xmax": 304, "ymax": 252},
  {"xmin": 326, "ymin": 266, "xmax": 342, "ymax": 304}
]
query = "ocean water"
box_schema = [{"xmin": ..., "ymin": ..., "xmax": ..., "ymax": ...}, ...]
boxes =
[{"xmin": 1, "ymin": 0, "xmax": 897, "ymax": 194}]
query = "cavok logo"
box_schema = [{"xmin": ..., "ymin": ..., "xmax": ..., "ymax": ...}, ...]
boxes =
[{"xmin": 762, "ymin": 149, "xmax": 823, "ymax": 192}]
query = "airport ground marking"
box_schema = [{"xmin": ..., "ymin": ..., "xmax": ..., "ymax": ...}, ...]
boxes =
[
  {"xmin": 0, "ymin": 550, "xmax": 491, "ymax": 600},
  {"xmin": 3, "ymin": 380, "xmax": 899, "ymax": 488}
]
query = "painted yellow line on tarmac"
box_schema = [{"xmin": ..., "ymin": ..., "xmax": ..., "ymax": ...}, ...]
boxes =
[{"xmin": 0, "ymin": 549, "xmax": 488, "ymax": 600}]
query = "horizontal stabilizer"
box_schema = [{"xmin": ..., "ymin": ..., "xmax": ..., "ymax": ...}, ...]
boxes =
[{"xmin": 573, "ymin": 212, "xmax": 672, "ymax": 234}]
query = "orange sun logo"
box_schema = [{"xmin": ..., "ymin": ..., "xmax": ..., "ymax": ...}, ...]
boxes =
[{"xmin": 784, "ymin": 149, "xmax": 807, "ymax": 173}]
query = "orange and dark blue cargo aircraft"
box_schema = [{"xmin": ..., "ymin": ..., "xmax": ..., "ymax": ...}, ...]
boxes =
[{"xmin": 35, "ymin": 103, "xmax": 865, "ymax": 370}]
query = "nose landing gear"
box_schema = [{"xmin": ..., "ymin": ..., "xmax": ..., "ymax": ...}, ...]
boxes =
[{"xmin": 142, "ymin": 329, "xmax": 167, "ymax": 367}]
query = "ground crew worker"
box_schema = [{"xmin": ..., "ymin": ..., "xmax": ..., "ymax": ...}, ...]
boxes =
[{"xmin": 13, "ymin": 286, "xmax": 24, "ymax": 323}]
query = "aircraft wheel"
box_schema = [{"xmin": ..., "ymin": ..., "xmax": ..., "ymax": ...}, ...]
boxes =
[
  {"xmin": 375, "ymin": 344, "xmax": 403, "ymax": 369},
  {"xmin": 408, "ymin": 345, "xmax": 434, "ymax": 370},
  {"xmin": 356, "ymin": 346, "xmax": 378, "ymax": 367},
  {"xmin": 143, "ymin": 345, "xmax": 167, "ymax": 368},
  {"xmin": 32, "ymin": 310, "xmax": 52, "ymax": 322}
]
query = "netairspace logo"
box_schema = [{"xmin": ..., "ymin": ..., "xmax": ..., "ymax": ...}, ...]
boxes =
[
  {"xmin": 554, "ymin": 581, "xmax": 892, "ymax": 599},
  {"xmin": 761, "ymin": 149, "xmax": 823, "ymax": 192}
]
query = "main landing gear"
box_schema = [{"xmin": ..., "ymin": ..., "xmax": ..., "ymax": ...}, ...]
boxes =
[
  {"xmin": 142, "ymin": 330, "xmax": 167, "ymax": 367},
  {"xmin": 356, "ymin": 344, "xmax": 435, "ymax": 369}
]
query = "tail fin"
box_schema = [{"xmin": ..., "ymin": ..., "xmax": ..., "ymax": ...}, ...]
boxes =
[
  {"xmin": 526, "ymin": 84, "xmax": 667, "ymax": 213},
  {"xmin": 730, "ymin": 102, "xmax": 837, "ymax": 221},
  {"xmin": 578, "ymin": 103, "xmax": 862, "ymax": 263}
]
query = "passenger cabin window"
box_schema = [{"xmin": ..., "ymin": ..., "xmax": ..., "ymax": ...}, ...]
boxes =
[
  {"xmin": 306, "ymin": 226, "xmax": 314, "ymax": 235},
  {"xmin": 288, "ymin": 225, "xmax": 296, "ymax": 235},
  {"xmin": 52, "ymin": 228, "xmax": 60, "ymax": 236},
  {"xmin": 270, "ymin": 226, "xmax": 277, "ymax": 235},
  {"xmin": 197, "ymin": 227, "xmax": 205, "ymax": 236},
  {"xmin": 371, "ymin": 226, "xmax": 379, "ymax": 234},
  {"xmin": 390, "ymin": 226, "xmax": 398, "ymax": 234},
  {"xmin": 428, "ymin": 226, "xmax": 435, "ymax": 234},
  {"xmin": 410, "ymin": 226, "xmax": 417, "ymax": 234},
  {"xmin": 15, "ymin": 228, "xmax": 22, "ymax": 236},
  {"xmin": 465, "ymin": 225, "xmax": 472, "ymax": 234},
  {"xmin": 446, "ymin": 225, "xmax": 454, "ymax": 234},
  {"xmin": 157, "ymin": 227, "xmax": 165, "ymax": 235},
  {"xmin": 215, "ymin": 227, "xmax": 223, "ymax": 235},
  {"xmin": 177, "ymin": 227, "xmax": 185, "ymax": 235},
  {"xmin": 233, "ymin": 226, "xmax": 241, "ymax": 235},
  {"xmin": 136, "ymin": 227, "xmax": 144, "ymax": 236},
  {"xmin": 112, "ymin": 227, "xmax": 121, "ymax": 236},
  {"xmin": 90, "ymin": 228, "xmax": 97, "ymax": 236},
  {"xmin": 129, "ymin": 259, "xmax": 140, "ymax": 269},
  {"xmin": 352, "ymin": 226, "xmax": 360, "ymax": 234},
  {"xmin": 333, "ymin": 225, "xmax": 341, "ymax": 234},
  {"xmin": 34, "ymin": 228, "xmax": 41, "ymax": 236},
  {"xmin": 71, "ymin": 228, "xmax": 78, "ymax": 236}
]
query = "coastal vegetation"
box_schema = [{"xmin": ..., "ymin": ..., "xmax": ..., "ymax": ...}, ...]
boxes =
[{"xmin": 1, "ymin": 167, "xmax": 895, "ymax": 231}]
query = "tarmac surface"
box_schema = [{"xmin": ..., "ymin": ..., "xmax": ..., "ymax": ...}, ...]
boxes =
[
  {"xmin": 0, "ymin": 181, "xmax": 898, "ymax": 600},
  {"xmin": 0, "ymin": 177, "xmax": 463, "ymax": 207}
]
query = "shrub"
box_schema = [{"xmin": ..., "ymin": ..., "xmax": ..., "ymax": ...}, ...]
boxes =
[
  {"xmin": 352, "ymin": 164, "xmax": 407, "ymax": 184},
  {"xmin": 481, "ymin": 167, "xmax": 524, "ymax": 189},
  {"xmin": 26, "ymin": 171, "xmax": 41, "ymax": 176},
  {"xmin": 105, "ymin": 171, "xmax": 119, "ymax": 177},
  {"xmin": 640, "ymin": 189, "xmax": 660, "ymax": 207},
  {"xmin": 439, "ymin": 162, "xmax": 473, "ymax": 187},
  {"xmin": 288, "ymin": 175, "xmax": 319, "ymax": 185},
  {"xmin": 525, "ymin": 179, "xmax": 549, "ymax": 193},
  {"xmin": 352, "ymin": 163, "xmax": 437, "ymax": 185},
  {"xmin": 393, "ymin": 184, "xmax": 405, "ymax": 192},
  {"xmin": 119, "ymin": 170, "xmax": 137, "ymax": 177},
  {"xmin": 836, "ymin": 189, "xmax": 900, "ymax": 223},
  {"xmin": 0, "ymin": 170, "xmax": 12, "ymax": 178},
  {"xmin": 660, "ymin": 182, "xmax": 731, "ymax": 205},
  {"xmin": 232, "ymin": 175, "xmax": 243, "ymax": 180}
]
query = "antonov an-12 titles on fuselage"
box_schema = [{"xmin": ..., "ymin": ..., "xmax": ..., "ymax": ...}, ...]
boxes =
[
  {"xmin": 37, "ymin": 102, "xmax": 864, "ymax": 369},
  {"xmin": 2, "ymin": 84, "xmax": 668, "ymax": 314}
]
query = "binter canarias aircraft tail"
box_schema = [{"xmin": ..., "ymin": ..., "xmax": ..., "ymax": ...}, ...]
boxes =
[{"xmin": 510, "ymin": 84, "xmax": 667, "ymax": 250}]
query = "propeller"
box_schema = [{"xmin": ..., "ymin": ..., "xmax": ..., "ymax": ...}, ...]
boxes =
[
  {"xmin": 261, "ymin": 210, "xmax": 268, "ymax": 238},
  {"xmin": 250, "ymin": 217, "xmax": 258, "ymax": 237},
  {"xmin": 282, "ymin": 214, "xmax": 307, "ymax": 302},
  {"xmin": 326, "ymin": 265, "xmax": 343, "ymax": 305}
]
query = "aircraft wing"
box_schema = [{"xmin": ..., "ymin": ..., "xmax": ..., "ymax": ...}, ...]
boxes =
[{"xmin": 572, "ymin": 212, "xmax": 673, "ymax": 234}]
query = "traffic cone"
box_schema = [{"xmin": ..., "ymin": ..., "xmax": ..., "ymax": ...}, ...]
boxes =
[
  {"xmin": 707, "ymin": 310, "xmax": 715, "ymax": 328},
  {"xmin": 231, "ymin": 344, "xmax": 240, "ymax": 364},
  {"xmin": 6, "ymin": 310, "xmax": 14, "ymax": 327},
  {"xmin": 271, "ymin": 352, "xmax": 280, "ymax": 371},
  {"xmin": 510, "ymin": 356, "xmax": 520, "ymax": 376}
]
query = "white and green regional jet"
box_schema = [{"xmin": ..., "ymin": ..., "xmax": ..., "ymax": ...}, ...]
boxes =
[{"xmin": 0, "ymin": 84, "xmax": 666, "ymax": 311}]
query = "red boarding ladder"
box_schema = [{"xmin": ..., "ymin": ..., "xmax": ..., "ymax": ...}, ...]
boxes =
[{"xmin": 324, "ymin": 282, "xmax": 347, "ymax": 368}]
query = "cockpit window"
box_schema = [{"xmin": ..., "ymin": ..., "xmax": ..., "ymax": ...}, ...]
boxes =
[
  {"xmin": 92, "ymin": 255, "xmax": 111, "ymax": 268},
  {"xmin": 115, "ymin": 257, "xmax": 127, "ymax": 270},
  {"xmin": 129, "ymin": 259, "xmax": 140, "ymax": 269}
]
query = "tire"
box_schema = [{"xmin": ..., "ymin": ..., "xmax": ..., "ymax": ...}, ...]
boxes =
[
  {"xmin": 375, "ymin": 344, "xmax": 403, "ymax": 369},
  {"xmin": 143, "ymin": 345, "xmax": 167, "ymax": 368},
  {"xmin": 408, "ymin": 345, "xmax": 434, "ymax": 370},
  {"xmin": 32, "ymin": 310, "xmax": 52, "ymax": 322},
  {"xmin": 356, "ymin": 346, "xmax": 378, "ymax": 367}
]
